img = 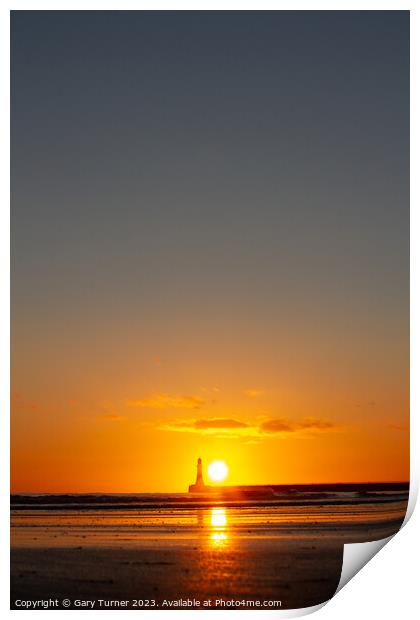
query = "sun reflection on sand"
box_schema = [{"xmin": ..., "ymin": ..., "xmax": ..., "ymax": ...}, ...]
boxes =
[
  {"xmin": 210, "ymin": 508, "xmax": 228, "ymax": 546},
  {"xmin": 211, "ymin": 508, "xmax": 227, "ymax": 528}
]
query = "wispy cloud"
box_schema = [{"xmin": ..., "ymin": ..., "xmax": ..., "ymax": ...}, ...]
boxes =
[
  {"xmin": 11, "ymin": 392, "xmax": 40, "ymax": 411},
  {"xmin": 386, "ymin": 423, "xmax": 408, "ymax": 432},
  {"xmin": 355, "ymin": 400, "xmax": 376, "ymax": 408},
  {"xmin": 244, "ymin": 389, "xmax": 264, "ymax": 397},
  {"xmin": 128, "ymin": 394, "xmax": 205, "ymax": 410},
  {"xmin": 162, "ymin": 416, "xmax": 337, "ymax": 437},
  {"xmin": 259, "ymin": 419, "xmax": 294, "ymax": 433},
  {"xmin": 260, "ymin": 417, "xmax": 335, "ymax": 434},
  {"xmin": 164, "ymin": 418, "xmax": 250, "ymax": 433},
  {"xmin": 98, "ymin": 414, "xmax": 125, "ymax": 422}
]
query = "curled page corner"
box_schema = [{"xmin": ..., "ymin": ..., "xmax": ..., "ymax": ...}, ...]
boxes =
[
  {"xmin": 335, "ymin": 535, "xmax": 393, "ymax": 595},
  {"xmin": 335, "ymin": 480, "xmax": 417, "ymax": 597}
]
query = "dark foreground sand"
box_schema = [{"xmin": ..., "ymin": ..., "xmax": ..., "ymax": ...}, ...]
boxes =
[
  {"xmin": 12, "ymin": 538, "xmax": 344, "ymax": 610},
  {"xmin": 11, "ymin": 524, "xmax": 404, "ymax": 609}
]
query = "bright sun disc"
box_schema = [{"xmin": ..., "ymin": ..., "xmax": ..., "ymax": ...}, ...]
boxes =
[{"xmin": 208, "ymin": 460, "xmax": 228, "ymax": 482}]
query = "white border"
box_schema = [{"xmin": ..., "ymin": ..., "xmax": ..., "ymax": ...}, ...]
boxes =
[{"xmin": 2, "ymin": 3, "xmax": 417, "ymax": 618}]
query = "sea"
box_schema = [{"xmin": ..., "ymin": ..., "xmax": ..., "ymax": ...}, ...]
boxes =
[{"xmin": 11, "ymin": 483, "xmax": 409, "ymax": 548}]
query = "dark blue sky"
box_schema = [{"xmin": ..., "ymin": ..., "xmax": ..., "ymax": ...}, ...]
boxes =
[{"xmin": 12, "ymin": 11, "xmax": 409, "ymax": 309}]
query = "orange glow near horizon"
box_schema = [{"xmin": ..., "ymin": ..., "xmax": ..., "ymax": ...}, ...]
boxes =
[{"xmin": 11, "ymin": 315, "xmax": 409, "ymax": 493}]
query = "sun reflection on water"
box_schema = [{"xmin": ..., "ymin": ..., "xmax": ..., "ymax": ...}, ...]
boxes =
[
  {"xmin": 210, "ymin": 508, "xmax": 228, "ymax": 547},
  {"xmin": 211, "ymin": 508, "xmax": 227, "ymax": 528}
]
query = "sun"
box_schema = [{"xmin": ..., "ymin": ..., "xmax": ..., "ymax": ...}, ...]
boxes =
[{"xmin": 208, "ymin": 460, "xmax": 228, "ymax": 482}]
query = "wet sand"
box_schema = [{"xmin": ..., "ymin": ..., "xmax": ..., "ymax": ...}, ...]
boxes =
[
  {"xmin": 11, "ymin": 539, "xmax": 344, "ymax": 609},
  {"xmin": 10, "ymin": 503, "xmax": 406, "ymax": 610}
]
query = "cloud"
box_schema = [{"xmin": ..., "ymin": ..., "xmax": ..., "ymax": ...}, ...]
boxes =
[
  {"xmin": 193, "ymin": 418, "xmax": 249, "ymax": 429},
  {"xmin": 98, "ymin": 414, "xmax": 125, "ymax": 422},
  {"xmin": 244, "ymin": 389, "xmax": 264, "ymax": 397},
  {"xmin": 260, "ymin": 417, "xmax": 336, "ymax": 434},
  {"xmin": 355, "ymin": 400, "xmax": 376, "ymax": 408},
  {"xmin": 161, "ymin": 416, "xmax": 337, "ymax": 437},
  {"xmin": 163, "ymin": 418, "xmax": 249, "ymax": 433},
  {"xmin": 299, "ymin": 417, "xmax": 336, "ymax": 430},
  {"xmin": 259, "ymin": 419, "xmax": 294, "ymax": 433},
  {"xmin": 11, "ymin": 392, "xmax": 40, "ymax": 411},
  {"xmin": 386, "ymin": 423, "xmax": 408, "ymax": 432},
  {"xmin": 127, "ymin": 394, "xmax": 205, "ymax": 410}
]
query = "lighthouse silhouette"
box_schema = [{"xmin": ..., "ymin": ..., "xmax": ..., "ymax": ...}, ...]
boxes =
[{"xmin": 188, "ymin": 457, "xmax": 207, "ymax": 493}]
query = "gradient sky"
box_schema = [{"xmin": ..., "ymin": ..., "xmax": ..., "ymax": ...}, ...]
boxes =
[{"xmin": 11, "ymin": 11, "xmax": 409, "ymax": 492}]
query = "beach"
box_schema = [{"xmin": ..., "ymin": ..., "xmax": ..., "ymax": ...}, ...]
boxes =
[
  {"xmin": 10, "ymin": 490, "xmax": 408, "ymax": 610},
  {"xmin": 12, "ymin": 538, "xmax": 342, "ymax": 610}
]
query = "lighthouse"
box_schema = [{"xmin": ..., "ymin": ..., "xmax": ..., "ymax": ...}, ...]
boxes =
[
  {"xmin": 196, "ymin": 457, "xmax": 204, "ymax": 487},
  {"xmin": 188, "ymin": 457, "xmax": 207, "ymax": 493}
]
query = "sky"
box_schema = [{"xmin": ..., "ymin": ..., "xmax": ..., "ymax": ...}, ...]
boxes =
[{"xmin": 11, "ymin": 11, "xmax": 409, "ymax": 492}]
